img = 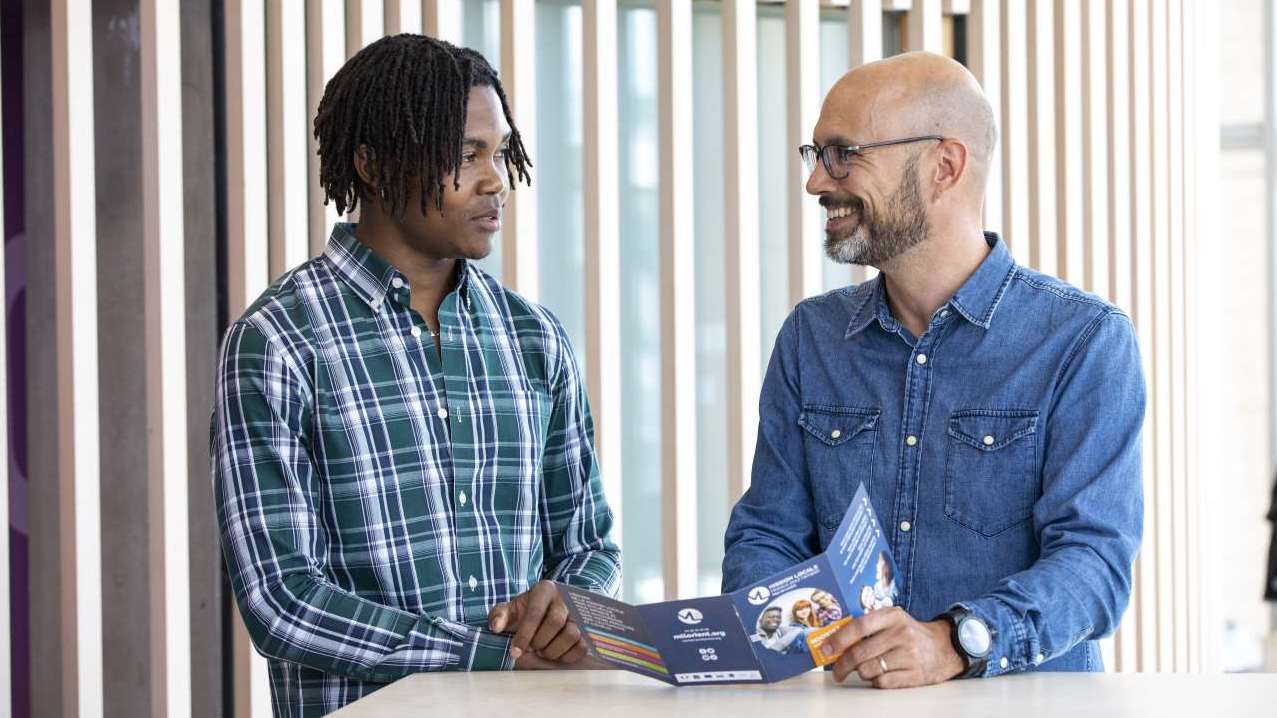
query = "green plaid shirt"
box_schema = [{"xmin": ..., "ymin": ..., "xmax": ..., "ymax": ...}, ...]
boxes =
[{"xmin": 212, "ymin": 224, "xmax": 621, "ymax": 717}]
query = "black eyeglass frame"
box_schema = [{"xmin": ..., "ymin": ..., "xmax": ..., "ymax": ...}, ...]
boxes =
[{"xmin": 798, "ymin": 135, "xmax": 945, "ymax": 179}]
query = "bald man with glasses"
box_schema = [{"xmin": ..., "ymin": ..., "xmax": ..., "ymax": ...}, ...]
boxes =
[{"xmin": 723, "ymin": 52, "xmax": 1145, "ymax": 688}]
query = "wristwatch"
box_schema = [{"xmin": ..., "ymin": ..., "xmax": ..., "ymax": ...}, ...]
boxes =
[{"xmin": 939, "ymin": 607, "xmax": 993, "ymax": 678}]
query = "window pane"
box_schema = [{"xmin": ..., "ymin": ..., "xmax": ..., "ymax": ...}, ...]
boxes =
[
  {"xmin": 692, "ymin": 2, "xmax": 728, "ymax": 598},
  {"xmin": 535, "ymin": 1, "xmax": 587, "ymax": 371},
  {"xmin": 819, "ymin": 11, "xmax": 853, "ymax": 293},
  {"xmin": 461, "ymin": 0, "xmax": 504, "ymax": 281},
  {"xmin": 618, "ymin": 2, "xmax": 663, "ymax": 604},
  {"xmin": 757, "ymin": 4, "xmax": 790, "ymax": 367}
]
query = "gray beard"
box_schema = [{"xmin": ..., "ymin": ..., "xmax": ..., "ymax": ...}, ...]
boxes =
[{"xmin": 824, "ymin": 156, "xmax": 928, "ymax": 267}]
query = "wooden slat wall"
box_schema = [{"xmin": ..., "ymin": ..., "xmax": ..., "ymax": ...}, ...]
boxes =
[
  {"xmin": 31, "ymin": 2, "xmax": 1222, "ymax": 713},
  {"xmin": 224, "ymin": 0, "xmax": 273, "ymax": 714},
  {"xmin": 787, "ymin": 0, "xmax": 823, "ymax": 305},
  {"xmin": 306, "ymin": 1, "xmax": 346, "ymax": 255},
  {"xmin": 582, "ymin": 0, "xmax": 624, "ymax": 547},
  {"xmin": 968, "ymin": 0, "xmax": 1001, "ymax": 236},
  {"xmin": 424, "ymin": 0, "xmax": 464, "ymax": 41},
  {"xmin": 786, "ymin": 8, "xmax": 1205, "ymax": 671},
  {"xmin": 51, "ymin": 0, "xmax": 104, "ymax": 715},
  {"xmin": 500, "ymin": 0, "xmax": 540, "ymax": 296},
  {"xmin": 657, "ymin": 0, "xmax": 699, "ymax": 600},
  {"xmin": 723, "ymin": 0, "xmax": 762, "ymax": 504},
  {"xmin": 141, "ymin": 0, "xmax": 193, "ymax": 714},
  {"xmin": 267, "ymin": 0, "xmax": 311, "ymax": 278}
]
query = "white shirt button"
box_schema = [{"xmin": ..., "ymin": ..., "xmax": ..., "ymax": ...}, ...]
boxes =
[
  {"xmin": 410, "ymin": 326, "xmax": 422, "ymax": 339},
  {"xmin": 940, "ymin": 309, "xmax": 950, "ymax": 318},
  {"xmin": 830, "ymin": 429, "xmax": 842, "ymax": 439},
  {"xmin": 370, "ymin": 299, "xmax": 382, "ymax": 311},
  {"xmin": 459, "ymin": 490, "xmax": 467, "ymax": 507},
  {"xmin": 983, "ymin": 435, "xmax": 995, "ymax": 446},
  {"xmin": 899, "ymin": 520, "xmax": 912, "ymax": 532},
  {"xmin": 905, "ymin": 435, "xmax": 918, "ymax": 446},
  {"xmin": 999, "ymin": 656, "xmax": 1009, "ymax": 669},
  {"xmin": 468, "ymin": 575, "xmax": 478, "ymax": 591},
  {"xmin": 391, "ymin": 277, "xmax": 404, "ymax": 289},
  {"xmin": 916, "ymin": 354, "xmax": 928, "ymax": 365},
  {"xmin": 1035, "ymin": 653, "xmax": 1045, "ymax": 664},
  {"xmin": 437, "ymin": 407, "xmax": 449, "ymax": 420}
]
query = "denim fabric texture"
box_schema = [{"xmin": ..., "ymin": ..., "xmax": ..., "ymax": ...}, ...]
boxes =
[{"xmin": 723, "ymin": 233, "xmax": 1145, "ymax": 676}]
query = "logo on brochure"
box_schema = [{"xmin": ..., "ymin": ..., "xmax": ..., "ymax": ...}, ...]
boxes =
[
  {"xmin": 746, "ymin": 587, "xmax": 771, "ymax": 605},
  {"xmin": 677, "ymin": 608, "xmax": 704, "ymax": 625}
]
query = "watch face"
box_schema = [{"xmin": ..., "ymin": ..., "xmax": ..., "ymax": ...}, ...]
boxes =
[{"xmin": 957, "ymin": 617, "xmax": 992, "ymax": 658}]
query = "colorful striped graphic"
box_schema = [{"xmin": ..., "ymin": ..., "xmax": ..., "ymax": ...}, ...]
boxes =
[{"xmin": 584, "ymin": 628, "xmax": 669, "ymax": 675}]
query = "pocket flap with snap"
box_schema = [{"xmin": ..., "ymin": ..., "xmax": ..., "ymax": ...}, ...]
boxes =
[
  {"xmin": 947, "ymin": 409, "xmax": 1038, "ymax": 452},
  {"xmin": 798, "ymin": 406, "xmax": 880, "ymax": 447}
]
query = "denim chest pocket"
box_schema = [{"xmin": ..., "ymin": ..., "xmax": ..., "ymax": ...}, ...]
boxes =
[
  {"xmin": 944, "ymin": 409, "xmax": 1040, "ymax": 537},
  {"xmin": 798, "ymin": 406, "xmax": 880, "ymax": 530}
]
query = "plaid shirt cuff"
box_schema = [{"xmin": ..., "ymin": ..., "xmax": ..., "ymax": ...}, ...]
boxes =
[{"xmin": 434, "ymin": 618, "xmax": 515, "ymax": 671}]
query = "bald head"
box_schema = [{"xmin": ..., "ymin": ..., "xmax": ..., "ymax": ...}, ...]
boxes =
[{"xmin": 822, "ymin": 51, "xmax": 997, "ymax": 171}]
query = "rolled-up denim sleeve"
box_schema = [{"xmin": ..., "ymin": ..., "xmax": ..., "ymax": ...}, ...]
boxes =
[
  {"xmin": 957, "ymin": 310, "xmax": 1145, "ymax": 675},
  {"xmin": 722, "ymin": 309, "xmax": 824, "ymax": 592}
]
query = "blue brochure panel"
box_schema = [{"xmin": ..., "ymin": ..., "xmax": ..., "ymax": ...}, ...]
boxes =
[
  {"xmin": 556, "ymin": 584, "xmax": 676, "ymax": 684},
  {"xmin": 635, "ymin": 596, "xmax": 766, "ymax": 685},
  {"xmin": 827, "ymin": 482, "xmax": 901, "ymax": 615},
  {"xmin": 728, "ymin": 556, "xmax": 843, "ymax": 682}
]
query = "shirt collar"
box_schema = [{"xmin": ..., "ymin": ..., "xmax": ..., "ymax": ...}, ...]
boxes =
[
  {"xmin": 947, "ymin": 231, "xmax": 1016, "ymax": 330},
  {"xmin": 843, "ymin": 231, "xmax": 1016, "ymax": 338},
  {"xmin": 323, "ymin": 222, "xmax": 473, "ymax": 310}
]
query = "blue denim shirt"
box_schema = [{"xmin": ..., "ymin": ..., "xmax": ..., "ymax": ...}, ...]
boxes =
[{"xmin": 722, "ymin": 233, "xmax": 1145, "ymax": 676}]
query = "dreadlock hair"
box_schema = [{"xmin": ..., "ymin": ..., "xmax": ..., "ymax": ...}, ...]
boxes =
[{"xmin": 314, "ymin": 34, "xmax": 532, "ymax": 219}]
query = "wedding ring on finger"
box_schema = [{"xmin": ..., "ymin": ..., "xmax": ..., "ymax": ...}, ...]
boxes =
[{"xmin": 879, "ymin": 656, "xmax": 889, "ymax": 673}]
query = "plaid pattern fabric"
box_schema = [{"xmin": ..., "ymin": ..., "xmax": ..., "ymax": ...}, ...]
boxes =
[{"xmin": 212, "ymin": 223, "xmax": 621, "ymax": 717}]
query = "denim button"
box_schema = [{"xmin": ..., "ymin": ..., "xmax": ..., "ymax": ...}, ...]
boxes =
[
  {"xmin": 906, "ymin": 435, "xmax": 918, "ymax": 446},
  {"xmin": 916, "ymin": 354, "xmax": 928, "ymax": 365},
  {"xmin": 999, "ymin": 657, "xmax": 1009, "ymax": 669}
]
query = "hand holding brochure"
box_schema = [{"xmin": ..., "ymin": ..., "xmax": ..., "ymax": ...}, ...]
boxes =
[{"xmin": 556, "ymin": 482, "xmax": 899, "ymax": 685}]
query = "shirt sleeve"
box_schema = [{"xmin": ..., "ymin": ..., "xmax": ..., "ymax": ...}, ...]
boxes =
[
  {"xmin": 956, "ymin": 310, "xmax": 1146, "ymax": 676},
  {"xmin": 536, "ymin": 318, "xmax": 622, "ymax": 596},
  {"xmin": 722, "ymin": 309, "xmax": 824, "ymax": 592},
  {"xmin": 212, "ymin": 319, "xmax": 512, "ymax": 682}
]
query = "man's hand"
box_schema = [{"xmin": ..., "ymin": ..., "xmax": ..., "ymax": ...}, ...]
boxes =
[
  {"xmin": 488, "ymin": 580, "xmax": 588, "ymax": 665},
  {"xmin": 820, "ymin": 607, "xmax": 965, "ymax": 689}
]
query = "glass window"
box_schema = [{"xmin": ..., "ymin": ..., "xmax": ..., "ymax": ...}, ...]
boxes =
[
  {"xmin": 757, "ymin": 4, "xmax": 790, "ymax": 369},
  {"xmin": 461, "ymin": 0, "xmax": 505, "ymax": 281},
  {"xmin": 691, "ymin": 1, "xmax": 728, "ymax": 598},
  {"xmin": 617, "ymin": 1, "xmax": 663, "ymax": 604},
  {"xmin": 819, "ymin": 10, "xmax": 853, "ymax": 293},
  {"xmin": 535, "ymin": 1, "xmax": 587, "ymax": 371}
]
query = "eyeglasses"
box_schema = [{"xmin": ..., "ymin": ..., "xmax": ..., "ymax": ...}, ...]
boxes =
[{"xmin": 798, "ymin": 136, "xmax": 944, "ymax": 180}]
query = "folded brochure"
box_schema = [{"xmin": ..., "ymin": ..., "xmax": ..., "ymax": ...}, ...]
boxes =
[{"xmin": 556, "ymin": 482, "xmax": 899, "ymax": 685}]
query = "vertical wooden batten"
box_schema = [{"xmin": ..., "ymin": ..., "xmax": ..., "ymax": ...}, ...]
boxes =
[
  {"xmin": 657, "ymin": 0, "xmax": 698, "ymax": 600},
  {"xmin": 582, "ymin": 0, "xmax": 624, "ymax": 548}
]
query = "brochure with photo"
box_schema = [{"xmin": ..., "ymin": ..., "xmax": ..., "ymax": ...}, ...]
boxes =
[{"xmin": 556, "ymin": 482, "xmax": 899, "ymax": 685}]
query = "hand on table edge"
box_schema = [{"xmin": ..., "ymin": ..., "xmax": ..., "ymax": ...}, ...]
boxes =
[{"xmin": 489, "ymin": 579, "xmax": 591, "ymax": 667}]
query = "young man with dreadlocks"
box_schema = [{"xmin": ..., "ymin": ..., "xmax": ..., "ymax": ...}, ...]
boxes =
[{"xmin": 212, "ymin": 35, "xmax": 620, "ymax": 716}]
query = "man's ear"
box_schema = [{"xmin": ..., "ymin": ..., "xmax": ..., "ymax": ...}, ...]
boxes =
[
  {"xmin": 353, "ymin": 144, "xmax": 378, "ymax": 195},
  {"xmin": 930, "ymin": 138, "xmax": 968, "ymax": 201}
]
